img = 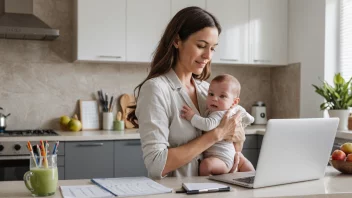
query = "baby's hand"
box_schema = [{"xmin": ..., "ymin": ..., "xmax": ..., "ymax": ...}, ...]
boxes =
[{"xmin": 181, "ymin": 106, "xmax": 195, "ymax": 121}]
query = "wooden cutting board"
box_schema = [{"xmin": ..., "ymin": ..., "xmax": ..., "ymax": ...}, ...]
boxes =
[{"xmin": 120, "ymin": 94, "xmax": 137, "ymax": 129}]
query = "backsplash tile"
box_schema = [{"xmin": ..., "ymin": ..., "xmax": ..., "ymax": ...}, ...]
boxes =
[
  {"xmin": 0, "ymin": 0, "xmax": 300, "ymax": 130},
  {"xmin": 270, "ymin": 63, "xmax": 301, "ymax": 118}
]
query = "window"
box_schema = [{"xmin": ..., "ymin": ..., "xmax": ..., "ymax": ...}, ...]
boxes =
[{"xmin": 340, "ymin": 0, "xmax": 352, "ymax": 80}]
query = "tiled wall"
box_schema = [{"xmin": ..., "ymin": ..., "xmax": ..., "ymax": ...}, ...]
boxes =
[{"xmin": 0, "ymin": 0, "xmax": 299, "ymax": 130}]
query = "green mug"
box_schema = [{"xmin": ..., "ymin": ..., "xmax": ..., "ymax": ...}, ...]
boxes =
[
  {"xmin": 114, "ymin": 120, "xmax": 125, "ymax": 131},
  {"xmin": 24, "ymin": 154, "xmax": 58, "ymax": 197}
]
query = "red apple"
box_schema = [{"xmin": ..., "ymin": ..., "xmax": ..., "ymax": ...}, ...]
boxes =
[
  {"xmin": 331, "ymin": 150, "xmax": 346, "ymax": 161},
  {"xmin": 346, "ymin": 154, "xmax": 352, "ymax": 162}
]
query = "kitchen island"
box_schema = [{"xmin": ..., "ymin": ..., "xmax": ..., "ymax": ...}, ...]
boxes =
[{"xmin": 1, "ymin": 167, "xmax": 352, "ymax": 198}]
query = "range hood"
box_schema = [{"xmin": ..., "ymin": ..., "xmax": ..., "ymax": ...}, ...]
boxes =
[{"xmin": 0, "ymin": 0, "xmax": 59, "ymax": 40}]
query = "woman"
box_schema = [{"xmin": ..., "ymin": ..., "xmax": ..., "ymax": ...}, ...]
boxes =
[{"xmin": 128, "ymin": 6, "xmax": 254, "ymax": 179}]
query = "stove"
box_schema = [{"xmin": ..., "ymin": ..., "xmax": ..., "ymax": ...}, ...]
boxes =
[
  {"xmin": 0, "ymin": 129, "xmax": 59, "ymax": 156},
  {"xmin": 0, "ymin": 129, "xmax": 59, "ymax": 137},
  {"xmin": 0, "ymin": 129, "xmax": 59, "ymax": 181}
]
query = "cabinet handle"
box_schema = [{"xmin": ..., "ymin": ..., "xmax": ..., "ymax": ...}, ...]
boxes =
[
  {"xmin": 220, "ymin": 58, "xmax": 239, "ymax": 62},
  {"xmin": 253, "ymin": 59, "xmax": 271, "ymax": 63},
  {"xmin": 77, "ymin": 143, "xmax": 104, "ymax": 147},
  {"xmin": 98, "ymin": 55, "xmax": 122, "ymax": 59},
  {"xmin": 125, "ymin": 142, "xmax": 141, "ymax": 146}
]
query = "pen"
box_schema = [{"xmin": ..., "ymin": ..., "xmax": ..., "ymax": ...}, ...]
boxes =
[
  {"xmin": 52, "ymin": 141, "xmax": 59, "ymax": 154},
  {"xmin": 45, "ymin": 141, "xmax": 49, "ymax": 155},
  {"xmin": 40, "ymin": 140, "xmax": 48, "ymax": 168},
  {"xmin": 26, "ymin": 141, "xmax": 38, "ymax": 167},
  {"xmin": 37, "ymin": 144, "xmax": 42, "ymax": 167},
  {"xmin": 186, "ymin": 188, "xmax": 229, "ymax": 194}
]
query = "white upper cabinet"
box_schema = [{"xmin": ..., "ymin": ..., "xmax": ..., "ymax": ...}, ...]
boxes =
[
  {"xmin": 207, "ymin": 0, "xmax": 249, "ymax": 64},
  {"xmin": 74, "ymin": 0, "xmax": 126, "ymax": 62},
  {"xmin": 171, "ymin": 0, "xmax": 205, "ymax": 16},
  {"xmin": 249, "ymin": 0, "xmax": 288, "ymax": 65},
  {"xmin": 126, "ymin": 0, "xmax": 171, "ymax": 62}
]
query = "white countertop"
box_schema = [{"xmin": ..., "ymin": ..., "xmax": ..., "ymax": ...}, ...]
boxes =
[
  {"xmin": 0, "ymin": 125, "xmax": 351, "ymax": 142},
  {"xmin": 1, "ymin": 166, "xmax": 351, "ymax": 198}
]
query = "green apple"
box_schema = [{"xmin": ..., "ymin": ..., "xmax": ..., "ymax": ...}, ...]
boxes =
[
  {"xmin": 60, "ymin": 115, "xmax": 71, "ymax": 126},
  {"xmin": 68, "ymin": 116, "xmax": 82, "ymax": 132}
]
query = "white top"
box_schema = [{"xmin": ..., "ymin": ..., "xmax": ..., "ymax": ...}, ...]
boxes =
[
  {"xmin": 136, "ymin": 69, "xmax": 209, "ymax": 179},
  {"xmin": 191, "ymin": 106, "xmax": 255, "ymax": 131},
  {"xmin": 190, "ymin": 106, "xmax": 255, "ymax": 168}
]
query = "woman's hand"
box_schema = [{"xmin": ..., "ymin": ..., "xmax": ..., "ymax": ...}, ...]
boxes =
[{"xmin": 213, "ymin": 107, "xmax": 240, "ymax": 141}]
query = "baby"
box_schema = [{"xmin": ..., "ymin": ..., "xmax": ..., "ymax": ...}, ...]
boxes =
[{"xmin": 181, "ymin": 74, "xmax": 254, "ymax": 176}]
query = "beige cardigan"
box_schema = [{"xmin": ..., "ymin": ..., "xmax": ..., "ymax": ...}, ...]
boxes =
[{"xmin": 136, "ymin": 69, "xmax": 209, "ymax": 179}]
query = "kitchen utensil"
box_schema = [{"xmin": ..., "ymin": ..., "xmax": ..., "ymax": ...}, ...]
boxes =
[
  {"xmin": 0, "ymin": 107, "xmax": 11, "ymax": 132},
  {"xmin": 117, "ymin": 111, "xmax": 122, "ymax": 121},
  {"xmin": 103, "ymin": 112, "xmax": 113, "ymax": 130},
  {"xmin": 251, "ymin": 101, "xmax": 267, "ymax": 124},
  {"xmin": 120, "ymin": 94, "xmax": 136, "ymax": 129}
]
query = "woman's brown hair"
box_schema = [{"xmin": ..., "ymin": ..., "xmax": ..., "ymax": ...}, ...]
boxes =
[{"xmin": 128, "ymin": 6, "xmax": 221, "ymax": 126}]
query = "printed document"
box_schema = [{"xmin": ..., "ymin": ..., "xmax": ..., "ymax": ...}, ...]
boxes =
[
  {"xmin": 60, "ymin": 185, "xmax": 114, "ymax": 198},
  {"xmin": 91, "ymin": 177, "xmax": 172, "ymax": 197}
]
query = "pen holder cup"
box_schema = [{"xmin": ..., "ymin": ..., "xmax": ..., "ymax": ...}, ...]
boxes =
[
  {"xmin": 103, "ymin": 112, "xmax": 114, "ymax": 130},
  {"xmin": 23, "ymin": 154, "xmax": 58, "ymax": 197},
  {"xmin": 114, "ymin": 120, "xmax": 125, "ymax": 131}
]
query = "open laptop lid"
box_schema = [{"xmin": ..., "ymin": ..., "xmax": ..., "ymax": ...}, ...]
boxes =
[{"xmin": 253, "ymin": 118, "xmax": 339, "ymax": 188}]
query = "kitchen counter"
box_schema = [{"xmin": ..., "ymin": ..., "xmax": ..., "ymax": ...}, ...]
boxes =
[
  {"xmin": 1, "ymin": 166, "xmax": 351, "ymax": 198},
  {"xmin": 1, "ymin": 125, "xmax": 351, "ymax": 142}
]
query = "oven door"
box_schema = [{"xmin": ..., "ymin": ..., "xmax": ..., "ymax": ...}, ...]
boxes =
[{"xmin": 0, "ymin": 155, "xmax": 30, "ymax": 181}]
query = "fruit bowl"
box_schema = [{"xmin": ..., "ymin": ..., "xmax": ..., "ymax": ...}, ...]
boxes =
[{"xmin": 329, "ymin": 159, "xmax": 352, "ymax": 174}]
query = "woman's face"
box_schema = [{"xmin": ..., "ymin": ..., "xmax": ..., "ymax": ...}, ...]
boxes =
[{"xmin": 174, "ymin": 27, "xmax": 219, "ymax": 75}]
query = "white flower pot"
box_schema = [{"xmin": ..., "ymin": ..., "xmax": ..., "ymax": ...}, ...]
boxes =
[{"xmin": 328, "ymin": 109, "xmax": 350, "ymax": 130}]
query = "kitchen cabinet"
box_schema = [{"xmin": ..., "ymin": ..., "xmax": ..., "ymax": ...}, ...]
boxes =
[
  {"xmin": 114, "ymin": 140, "xmax": 148, "ymax": 177},
  {"xmin": 171, "ymin": 0, "xmax": 205, "ymax": 16},
  {"xmin": 57, "ymin": 142, "xmax": 65, "ymax": 180},
  {"xmin": 242, "ymin": 135, "xmax": 259, "ymax": 168},
  {"xmin": 73, "ymin": 0, "xmax": 126, "ymax": 62},
  {"xmin": 249, "ymin": 0, "xmax": 288, "ymax": 65},
  {"xmin": 206, "ymin": 0, "xmax": 249, "ymax": 64},
  {"xmin": 126, "ymin": 0, "xmax": 171, "ymax": 62},
  {"xmin": 64, "ymin": 141, "xmax": 114, "ymax": 179}
]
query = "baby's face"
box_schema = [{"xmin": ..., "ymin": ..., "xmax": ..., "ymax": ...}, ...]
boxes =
[{"xmin": 206, "ymin": 81, "xmax": 238, "ymax": 111}]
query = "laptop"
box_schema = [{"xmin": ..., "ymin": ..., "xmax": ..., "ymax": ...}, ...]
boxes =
[{"xmin": 209, "ymin": 118, "xmax": 339, "ymax": 188}]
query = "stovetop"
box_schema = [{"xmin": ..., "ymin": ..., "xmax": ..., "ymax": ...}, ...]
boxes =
[{"xmin": 0, "ymin": 129, "xmax": 59, "ymax": 136}]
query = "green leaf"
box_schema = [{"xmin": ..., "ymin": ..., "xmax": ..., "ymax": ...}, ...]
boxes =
[
  {"xmin": 313, "ymin": 73, "xmax": 352, "ymax": 110},
  {"xmin": 334, "ymin": 73, "xmax": 345, "ymax": 85}
]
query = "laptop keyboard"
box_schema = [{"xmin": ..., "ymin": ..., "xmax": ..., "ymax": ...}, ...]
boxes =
[{"xmin": 234, "ymin": 176, "xmax": 255, "ymax": 184}]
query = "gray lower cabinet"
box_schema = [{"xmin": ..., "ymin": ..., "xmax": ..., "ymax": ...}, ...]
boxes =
[
  {"xmin": 114, "ymin": 140, "xmax": 148, "ymax": 177},
  {"xmin": 242, "ymin": 149, "xmax": 258, "ymax": 168},
  {"xmin": 58, "ymin": 167, "xmax": 65, "ymax": 180},
  {"xmin": 56, "ymin": 142, "xmax": 65, "ymax": 180},
  {"xmin": 242, "ymin": 135, "xmax": 263, "ymax": 168},
  {"xmin": 64, "ymin": 141, "xmax": 114, "ymax": 179}
]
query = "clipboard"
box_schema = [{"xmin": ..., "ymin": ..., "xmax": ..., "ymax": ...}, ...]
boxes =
[
  {"xmin": 182, "ymin": 183, "xmax": 230, "ymax": 194},
  {"xmin": 79, "ymin": 100, "xmax": 100, "ymax": 130}
]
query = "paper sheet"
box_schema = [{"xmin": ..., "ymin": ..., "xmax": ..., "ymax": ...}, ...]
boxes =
[
  {"xmin": 60, "ymin": 185, "xmax": 114, "ymax": 198},
  {"xmin": 91, "ymin": 177, "xmax": 172, "ymax": 197}
]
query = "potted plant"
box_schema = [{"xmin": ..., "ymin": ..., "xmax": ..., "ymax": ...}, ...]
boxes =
[{"xmin": 312, "ymin": 73, "xmax": 352, "ymax": 130}]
